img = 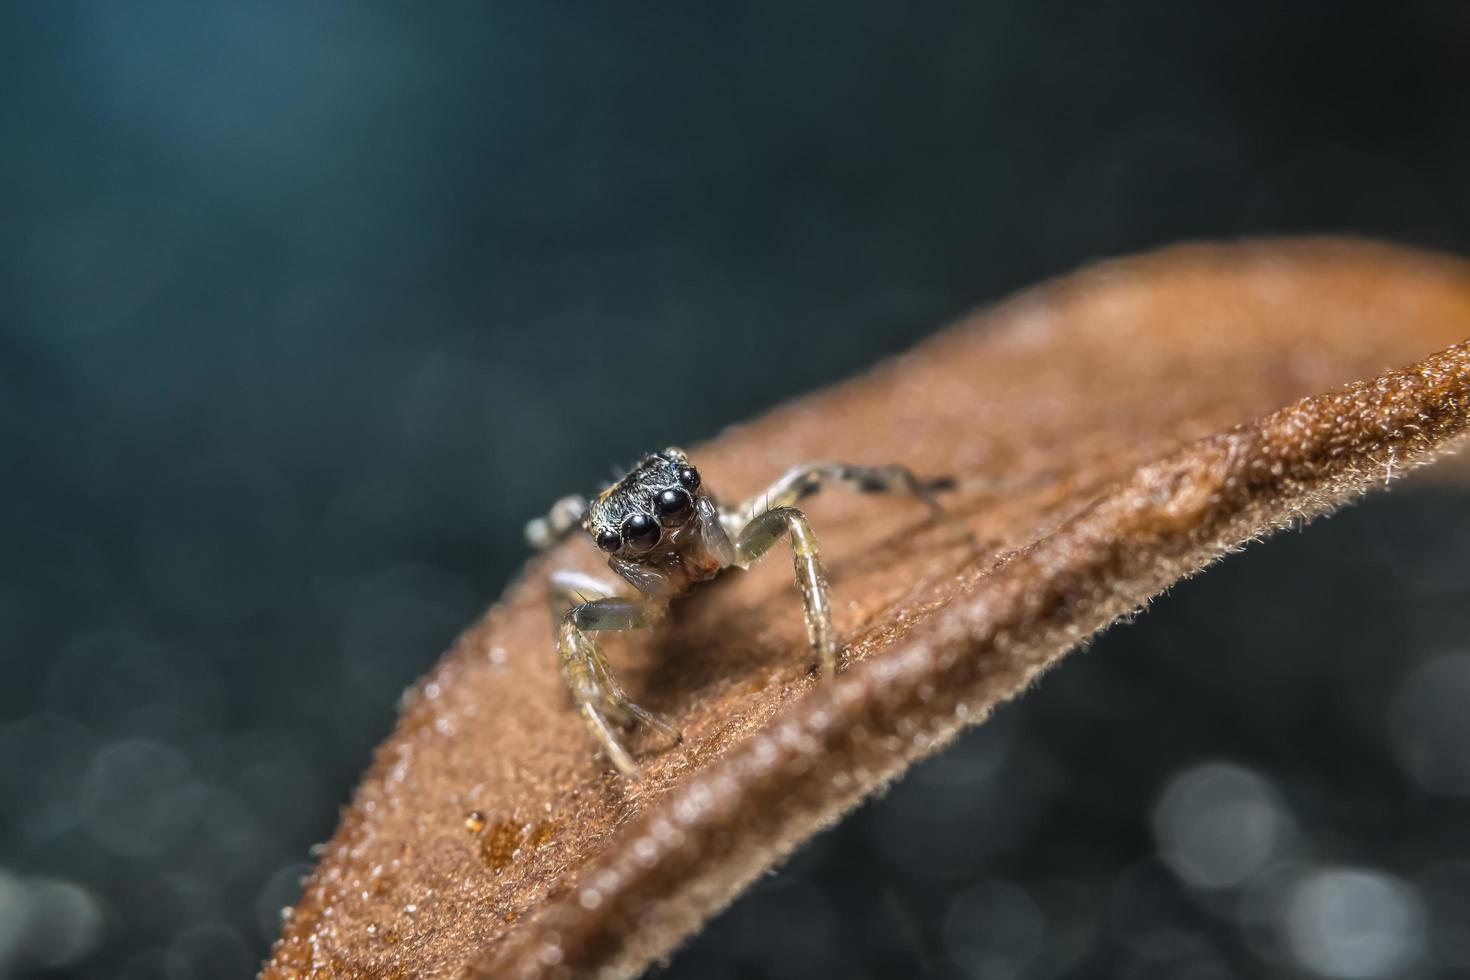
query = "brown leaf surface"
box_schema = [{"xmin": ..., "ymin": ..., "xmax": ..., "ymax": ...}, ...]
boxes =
[{"xmin": 264, "ymin": 239, "xmax": 1470, "ymax": 980}]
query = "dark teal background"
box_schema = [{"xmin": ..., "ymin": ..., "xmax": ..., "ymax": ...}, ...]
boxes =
[{"xmin": 2, "ymin": 3, "xmax": 1469, "ymax": 977}]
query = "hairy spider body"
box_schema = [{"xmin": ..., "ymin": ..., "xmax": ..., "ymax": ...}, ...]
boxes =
[{"xmin": 526, "ymin": 448, "xmax": 950, "ymax": 777}]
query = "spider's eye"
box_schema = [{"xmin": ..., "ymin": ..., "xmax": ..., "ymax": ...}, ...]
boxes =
[
  {"xmin": 621, "ymin": 513, "xmax": 661, "ymax": 553},
  {"xmin": 654, "ymin": 487, "xmax": 694, "ymax": 526},
  {"xmin": 595, "ymin": 528, "xmax": 621, "ymax": 553},
  {"xmin": 677, "ymin": 466, "xmax": 700, "ymax": 491}
]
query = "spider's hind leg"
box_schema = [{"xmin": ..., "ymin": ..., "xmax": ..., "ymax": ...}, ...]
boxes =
[
  {"xmin": 726, "ymin": 461, "xmax": 952, "ymax": 533},
  {"xmin": 525, "ymin": 494, "xmax": 589, "ymax": 550}
]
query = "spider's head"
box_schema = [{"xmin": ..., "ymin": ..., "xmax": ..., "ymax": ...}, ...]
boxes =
[{"xmin": 583, "ymin": 448, "xmax": 703, "ymax": 563}]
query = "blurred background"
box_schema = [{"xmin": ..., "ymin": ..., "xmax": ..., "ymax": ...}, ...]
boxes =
[{"xmin": 2, "ymin": 2, "xmax": 1469, "ymax": 977}]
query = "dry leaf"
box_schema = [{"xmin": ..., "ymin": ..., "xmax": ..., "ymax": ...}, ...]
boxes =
[{"xmin": 264, "ymin": 238, "xmax": 1470, "ymax": 980}]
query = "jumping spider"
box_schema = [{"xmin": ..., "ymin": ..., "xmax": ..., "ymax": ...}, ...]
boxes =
[{"xmin": 526, "ymin": 449, "xmax": 952, "ymax": 777}]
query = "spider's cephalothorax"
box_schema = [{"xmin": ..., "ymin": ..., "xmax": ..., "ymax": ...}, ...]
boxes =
[
  {"xmin": 583, "ymin": 449, "xmax": 733, "ymax": 599},
  {"xmin": 526, "ymin": 447, "xmax": 952, "ymax": 777}
]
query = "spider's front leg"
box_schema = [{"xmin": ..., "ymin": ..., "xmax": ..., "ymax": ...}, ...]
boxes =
[
  {"xmin": 718, "ymin": 460, "xmax": 955, "ymax": 679},
  {"xmin": 548, "ymin": 570, "xmax": 678, "ymax": 778},
  {"xmin": 731, "ymin": 507, "xmax": 837, "ymax": 679}
]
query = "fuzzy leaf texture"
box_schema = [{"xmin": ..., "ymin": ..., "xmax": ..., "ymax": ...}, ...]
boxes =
[{"xmin": 264, "ymin": 239, "xmax": 1470, "ymax": 980}]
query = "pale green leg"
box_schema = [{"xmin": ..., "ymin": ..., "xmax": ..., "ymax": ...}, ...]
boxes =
[
  {"xmin": 734, "ymin": 506, "xmax": 837, "ymax": 679},
  {"xmin": 549, "ymin": 572, "xmax": 676, "ymax": 777}
]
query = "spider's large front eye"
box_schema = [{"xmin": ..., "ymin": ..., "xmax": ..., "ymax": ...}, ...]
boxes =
[
  {"xmin": 595, "ymin": 528, "xmax": 622, "ymax": 553},
  {"xmin": 654, "ymin": 487, "xmax": 693, "ymax": 526},
  {"xmin": 621, "ymin": 513, "xmax": 661, "ymax": 553}
]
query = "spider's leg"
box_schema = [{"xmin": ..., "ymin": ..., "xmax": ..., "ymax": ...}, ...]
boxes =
[
  {"xmin": 724, "ymin": 461, "xmax": 952, "ymax": 535},
  {"xmin": 551, "ymin": 577, "xmax": 674, "ymax": 777},
  {"xmin": 733, "ymin": 506, "xmax": 837, "ymax": 679},
  {"xmin": 584, "ymin": 643, "xmax": 680, "ymax": 742},
  {"xmin": 525, "ymin": 494, "xmax": 589, "ymax": 550},
  {"xmin": 547, "ymin": 568, "xmax": 625, "ymax": 613}
]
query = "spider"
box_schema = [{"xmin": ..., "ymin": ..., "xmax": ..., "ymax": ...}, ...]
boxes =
[{"xmin": 525, "ymin": 448, "xmax": 953, "ymax": 777}]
